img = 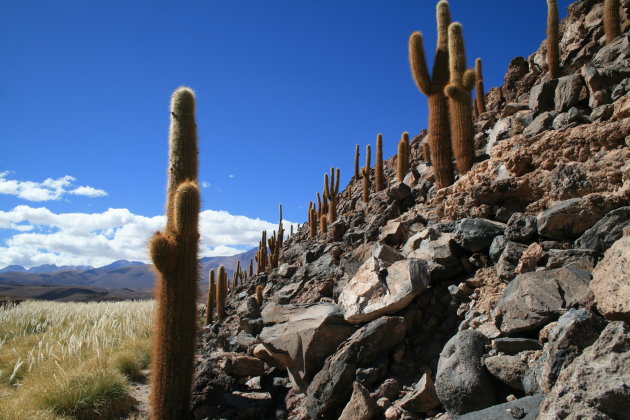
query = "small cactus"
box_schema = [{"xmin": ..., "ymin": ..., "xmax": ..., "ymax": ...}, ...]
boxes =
[
  {"xmin": 474, "ymin": 58, "xmax": 486, "ymax": 114},
  {"xmin": 277, "ymin": 204, "xmax": 284, "ymax": 249},
  {"xmin": 375, "ymin": 134, "xmax": 385, "ymax": 191},
  {"xmin": 309, "ymin": 207, "xmax": 317, "ymax": 239},
  {"xmin": 324, "ymin": 167, "xmax": 340, "ymax": 224},
  {"xmin": 423, "ymin": 142, "xmax": 431, "ymax": 163},
  {"xmin": 354, "ymin": 144, "xmax": 361, "ymax": 181},
  {"xmin": 249, "ymin": 258, "xmax": 253, "ymax": 276},
  {"xmin": 255, "ymin": 284, "xmax": 264, "ymax": 306},
  {"xmin": 604, "ymin": 0, "xmax": 621, "ymax": 44},
  {"xmin": 205, "ymin": 269, "xmax": 215, "ymax": 325},
  {"xmin": 216, "ymin": 265, "xmax": 226, "ymax": 319},
  {"xmin": 445, "ymin": 22, "xmax": 475, "ymax": 176},
  {"xmin": 409, "ymin": 0, "xmax": 454, "ymax": 188},
  {"xmin": 320, "ymin": 214, "xmax": 328, "ymax": 233},
  {"xmin": 362, "ymin": 144, "xmax": 371, "ymax": 202},
  {"xmin": 547, "ymin": 0, "xmax": 559, "ymax": 79},
  {"xmin": 149, "ymin": 87, "xmax": 200, "ymax": 420},
  {"xmin": 397, "ymin": 133, "xmax": 409, "ymax": 182}
]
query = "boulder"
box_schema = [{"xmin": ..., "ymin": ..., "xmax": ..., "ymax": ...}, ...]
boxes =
[
  {"xmin": 435, "ymin": 329, "xmax": 495, "ymax": 415},
  {"xmin": 306, "ymin": 316, "xmax": 407, "ymax": 419},
  {"xmin": 489, "ymin": 235, "xmax": 508, "ymax": 264},
  {"xmin": 491, "ymin": 338, "xmax": 542, "ymax": 355},
  {"xmin": 496, "ymin": 241, "xmax": 528, "ymax": 280},
  {"xmin": 554, "ymin": 74, "xmax": 584, "ymax": 112},
  {"xmin": 505, "ymin": 213, "xmax": 537, "ymax": 243},
  {"xmin": 402, "ymin": 227, "xmax": 439, "ymax": 256},
  {"xmin": 456, "ymin": 394, "xmax": 544, "ymax": 420},
  {"xmin": 372, "ymin": 243, "xmax": 404, "ymax": 265},
  {"xmin": 338, "ymin": 257, "xmax": 430, "ymax": 324},
  {"xmin": 523, "ymin": 111, "xmax": 556, "ymax": 137},
  {"xmin": 398, "ymin": 372, "xmax": 441, "ymax": 414},
  {"xmin": 379, "ymin": 220, "xmax": 405, "ymax": 246},
  {"xmin": 544, "ymin": 248, "xmax": 599, "ymax": 270},
  {"xmin": 537, "ymin": 197, "xmax": 615, "ymax": 240},
  {"xmin": 453, "ymin": 218, "xmax": 506, "ymax": 252},
  {"xmin": 575, "ymin": 206, "xmax": 630, "ymax": 252},
  {"xmin": 408, "ymin": 232, "xmax": 463, "ymax": 282},
  {"xmin": 538, "ymin": 322, "xmax": 630, "ymax": 419},
  {"xmin": 217, "ymin": 353, "xmax": 266, "ymax": 377},
  {"xmin": 484, "ymin": 355, "xmax": 527, "ymax": 391},
  {"xmin": 338, "ymin": 382, "xmax": 377, "ymax": 420},
  {"xmin": 388, "ymin": 182, "xmax": 412, "ymax": 201},
  {"xmin": 529, "ymin": 80, "xmax": 558, "ymax": 114},
  {"xmin": 551, "ymin": 107, "xmax": 590, "ymax": 130},
  {"xmin": 257, "ymin": 302, "xmax": 355, "ymax": 390},
  {"xmin": 590, "ymin": 231, "xmax": 630, "ymax": 322},
  {"xmin": 493, "ymin": 265, "xmax": 592, "ymax": 335}
]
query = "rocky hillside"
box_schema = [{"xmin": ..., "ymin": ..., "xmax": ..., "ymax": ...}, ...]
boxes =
[{"xmin": 192, "ymin": 1, "xmax": 630, "ymax": 419}]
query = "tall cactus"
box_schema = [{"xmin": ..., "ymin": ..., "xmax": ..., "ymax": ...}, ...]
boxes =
[
  {"xmin": 409, "ymin": 0, "xmax": 454, "ymax": 188},
  {"xmin": 362, "ymin": 144, "xmax": 371, "ymax": 202},
  {"xmin": 397, "ymin": 133, "xmax": 409, "ymax": 182},
  {"xmin": 205, "ymin": 269, "xmax": 215, "ymax": 325},
  {"xmin": 375, "ymin": 134, "xmax": 385, "ymax": 191},
  {"xmin": 320, "ymin": 214, "xmax": 328, "ymax": 234},
  {"xmin": 547, "ymin": 0, "xmax": 559, "ymax": 79},
  {"xmin": 216, "ymin": 265, "xmax": 226, "ymax": 319},
  {"xmin": 249, "ymin": 258, "xmax": 253, "ymax": 276},
  {"xmin": 423, "ymin": 143, "xmax": 431, "ymax": 163},
  {"xmin": 324, "ymin": 167, "xmax": 340, "ymax": 224},
  {"xmin": 604, "ymin": 0, "xmax": 621, "ymax": 44},
  {"xmin": 354, "ymin": 144, "xmax": 360, "ymax": 181},
  {"xmin": 474, "ymin": 58, "xmax": 486, "ymax": 114},
  {"xmin": 445, "ymin": 23, "xmax": 475, "ymax": 176},
  {"xmin": 149, "ymin": 87, "xmax": 200, "ymax": 420},
  {"xmin": 309, "ymin": 206, "xmax": 317, "ymax": 239},
  {"xmin": 277, "ymin": 204, "xmax": 284, "ymax": 249}
]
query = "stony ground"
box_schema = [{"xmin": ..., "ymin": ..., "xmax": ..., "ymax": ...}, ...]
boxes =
[{"xmin": 191, "ymin": 1, "xmax": 630, "ymax": 419}]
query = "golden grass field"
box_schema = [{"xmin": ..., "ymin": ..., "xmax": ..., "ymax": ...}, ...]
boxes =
[{"xmin": 0, "ymin": 300, "xmax": 154, "ymax": 420}]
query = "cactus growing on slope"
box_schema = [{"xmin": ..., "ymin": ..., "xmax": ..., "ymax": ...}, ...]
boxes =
[
  {"xmin": 547, "ymin": 0, "xmax": 560, "ymax": 79},
  {"xmin": 324, "ymin": 167, "xmax": 340, "ymax": 224},
  {"xmin": 604, "ymin": 0, "xmax": 621, "ymax": 44},
  {"xmin": 205, "ymin": 269, "xmax": 215, "ymax": 325},
  {"xmin": 216, "ymin": 265, "xmax": 226, "ymax": 319},
  {"xmin": 354, "ymin": 144, "xmax": 360, "ymax": 181},
  {"xmin": 445, "ymin": 22, "xmax": 476, "ymax": 176},
  {"xmin": 149, "ymin": 87, "xmax": 200, "ymax": 420},
  {"xmin": 409, "ymin": 0, "xmax": 454, "ymax": 188},
  {"xmin": 397, "ymin": 133, "xmax": 410, "ymax": 182},
  {"xmin": 362, "ymin": 144, "xmax": 371, "ymax": 202},
  {"xmin": 423, "ymin": 142, "xmax": 431, "ymax": 163},
  {"xmin": 255, "ymin": 284, "xmax": 264, "ymax": 306},
  {"xmin": 375, "ymin": 134, "xmax": 385, "ymax": 191},
  {"xmin": 474, "ymin": 58, "xmax": 486, "ymax": 114}
]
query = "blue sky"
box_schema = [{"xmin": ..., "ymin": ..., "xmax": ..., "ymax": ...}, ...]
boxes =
[{"xmin": 0, "ymin": 0, "xmax": 572, "ymax": 268}]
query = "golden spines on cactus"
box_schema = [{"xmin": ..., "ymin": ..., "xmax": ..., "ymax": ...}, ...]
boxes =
[
  {"xmin": 397, "ymin": 133, "xmax": 409, "ymax": 182},
  {"xmin": 547, "ymin": 0, "xmax": 559, "ymax": 79},
  {"xmin": 375, "ymin": 134, "xmax": 385, "ymax": 191},
  {"xmin": 362, "ymin": 144, "xmax": 371, "ymax": 202},
  {"xmin": 408, "ymin": 0, "xmax": 454, "ymax": 189},
  {"xmin": 149, "ymin": 87, "xmax": 200, "ymax": 420},
  {"xmin": 324, "ymin": 167, "xmax": 340, "ymax": 224},
  {"xmin": 320, "ymin": 214, "xmax": 328, "ymax": 234},
  {"xmin": 255, "ymin": 284, "xmax": 264, "ymax": 306},
  {"xmin": 604, "ymin": 0, "xmax": 621, "ymax": 44},
  {"xmin": 216, "ymin": 265, "xmax": 226, "ymax": 319},
  {"xmin": 309, "ymin": 207, "xmax": 317, "ymax": 239},
  {"xmin": 205, "ymin": 269, "xmax": 215, "ymax": 325},
  {"xmin": 474, "ymin": 58, "xmax": 486, "ymax": 114},
  {"xmin": 354, "ymin": 144, "xmax": 360, "ymax": 181},
  {"xmin": 422, "ymin": 142, "xmax": 431, "ymax": 163},
  {"xmin": 445, "ymin": 22, "xmax": 475, "ymax": 176}
]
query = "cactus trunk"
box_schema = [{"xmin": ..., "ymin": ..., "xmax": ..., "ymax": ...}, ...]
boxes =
[
  {"xmin": 149, "ymin": 87, "xmax": 200, "ymax": 420},
  {"xmin": 375, "ymin": 134, "xmax": 385, "ymax": 191},
  {"xmin": 362, "ymin": 144, "xmax": 371, "ymax": 202},
  {"xmin": 474, "ymin": 58, "xmax": 486, "ymax": 114},
  {"xmin": 547, "ymin": 0, "xmax": 559, "ymax": 79},
  {"xmin": 354, "ymin": 144, "xmax": 360, "ymax": 181},
  {"xmin": 216, "ymin": 265, "xmax": 226, "ymax": 319},
  {"xmin": 604, "ymin": 0, "xmax": 621, "ymax": 44},
  {"xmin": 205, "ymin": 269, "xmax": 215, "ymax": 325}
]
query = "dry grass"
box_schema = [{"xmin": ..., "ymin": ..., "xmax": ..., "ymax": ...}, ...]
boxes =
[{"xmin": 0, "ymin": 300, "xmax": 154, "ymax": 420}]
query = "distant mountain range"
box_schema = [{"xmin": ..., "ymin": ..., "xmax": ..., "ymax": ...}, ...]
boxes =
[{"xmin": 0, "ymin": 248, "xmax": 258, "ymax": 302}]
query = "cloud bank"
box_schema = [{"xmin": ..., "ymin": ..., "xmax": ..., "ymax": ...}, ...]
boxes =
[
  {"xmin": 0, "ymin": 171, "xmax": 107, "ymax": 201},
  {"xmin": 0, "ymin": 205, "xmax": 298, "ymax": 269}
]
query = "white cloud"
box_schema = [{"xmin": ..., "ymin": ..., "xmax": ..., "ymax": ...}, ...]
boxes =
[
  {"xmin": 201, "ymin": 181, "xmax": 211, "ymax": 188},
  {"xmin": 0, "ymin": 172, "xmax": 107, "ymax": 202},
  {"xmin": 0, "ymin": 205, "xmax": 298, "ymax": 269},
  {"xmin": 228, "ymin": 174, "xmax": 235, "ymax": 179}
]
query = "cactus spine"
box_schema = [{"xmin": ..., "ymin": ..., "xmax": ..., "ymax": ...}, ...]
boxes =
[
  {"xmin": 375, "ymin": 134, "xmax": 385, "ymax": 191},
  {"xmin": 474, "ymin": 58, "xmax": 486, "ymax": 114},
  {"xmin": 445, "ymin": 23, "xmax": 475, "ymax": 176},
  {"xmin": 324, "ymin": 167, "xmax": 340, "ymax": 224},
  {"xmin": 205, "ymin": 269, "xmax": 215, "ymax": 325},
  {"xmin": 409, "ymin": 1, "xmax": 454, "ymax": 188},
  {"xmin": 362, "ymin": 144, "xmax": 371, "ymax": 202},
  {"xmin": 149, "ymin": 87, "xmax": 200, "ymax": 420},
  {"xmin": 397, "ymin": 133, "xmax": 409, "ymax": 182},
  {"xmin": 255, "ymin": 284, "xmax": 264, "ymax": 306},
  {"xmin": 547, "ymin": 0, "xmax": 559, "ymax": 79},
  {"xmin": 216, "ymin": 265, "xmax": 226, "ymax": 319},
  {"xmin": 604, "ymin": 0, "xmax": 621, "ymax": 44},
  {"xmin": 354, "ymin": 144, "xmax": 360, "ymax": 181}
]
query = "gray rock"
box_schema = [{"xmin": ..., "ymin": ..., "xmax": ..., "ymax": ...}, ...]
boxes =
[
  {"xmin": 538, "ymin": 322, "xmax": 630, "ymax": 419},
  {"xmin": 277, "ymin": 263, "xmax": 298, "ymax": 278},
  {"xmin": 544, "ymin": 248, "xmax": 599, "ymax": 270},
  {"xmin": 389, "ymin": 182, "xmax": 412, "ymax": 201},
  {"xmin": 580, "ymin": 64, "xmax": 609, "ymax": 109},
  {"xmin": 257, "ymin": 302, "xmax": 355, "ymax": 390},
  {"xmin": 537, "ymin": 197, "xmax": 610, "ymax": 240},
  {"xmin": 484, "ymin": 355, "xmax": 527, "ymax": 391},
  {"xmin": 523, "ymin": 111, "xmax": 556, "ymax": 137},
  {"xmin": 489, "ymin": 235, "xmax": 508, "ymax": 264},
  {"xmin": 503, "ymin": 102, "xmax": 530, "ymax": 117},
  {"xmin": 372, "ymin": 243, "xmax": 404, "ymax": 265},
  {"xmin": 435, "ymin": 330, "xmax": 496, "ymax": 415},
  {"xmin": 339, "ymin": 257, "xmax": 430, "ymax": 324},
  {"xmin": 399, "ymin": 372, "xmax": 441, "ymax": 414},
  {"xmin": 575, "ymin": 206, "xmax": 630, "ymax": 252},
  {"xmin": 379, "ymin": 220, "xmax": 406, "ymax": 246},
  {"xmin": 455, "ymin": 394, "xmax": 544, "ymax": 420},
  {"xmin": 338, "ymin": 382, "xmax": 377, "ymax": 420},
  {"xmin": 402, "ymin": 227, "xmax": 440, "ymax": 256},
  {"xmin": 505, "ymin": 213, "xmax": 537, "ymax": 243},
  {"xmin": 493, "ymin": 265, "xmax": 592, "ymax": 335},
  {"xmin": 551, "ymin": 107, "xmax": 589, "ymax": 130},
  {"xmin": 589, "ymin": 103, "xmax": 614, "ymax": 122},
  {"xmin": 529, "ymin": 80, "xmax": 558, "ymax": 114},
  {"xmin": 485, "ymin": 118, "xmax": 513, "ymax": 155},
  {"xmin": 305, "ymin": 316, "xmax": 407, "ymax": 419},
  {"xmin": 593, "ymin": 33, "xmax": 630, "ymax": 68},
  {"xmin": 554, "ymin": 75, "xmax": 584, "ymax": 113},
  {"xmin": 496, "ymin": 241, "xmax": 528, "ymax": 280},
  {"xmin": 492, "ymin": 338, "xmax": 542, "ymax": 355},
  {"xmin": 590, "ymin": 231, "xmax": 630, "ymax": 322},
  {"xmin": 409, "ymin": 232, "xmax": 463, "ymax": 282},
  {"xmin": 453, "ymin": 218, "xmax": 506, "ymax": 252}
]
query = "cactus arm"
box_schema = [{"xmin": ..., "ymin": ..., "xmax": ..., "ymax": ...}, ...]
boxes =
[{"xmin": 409, "ymin": 32, "xmax": 433, "ymax": 95}]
